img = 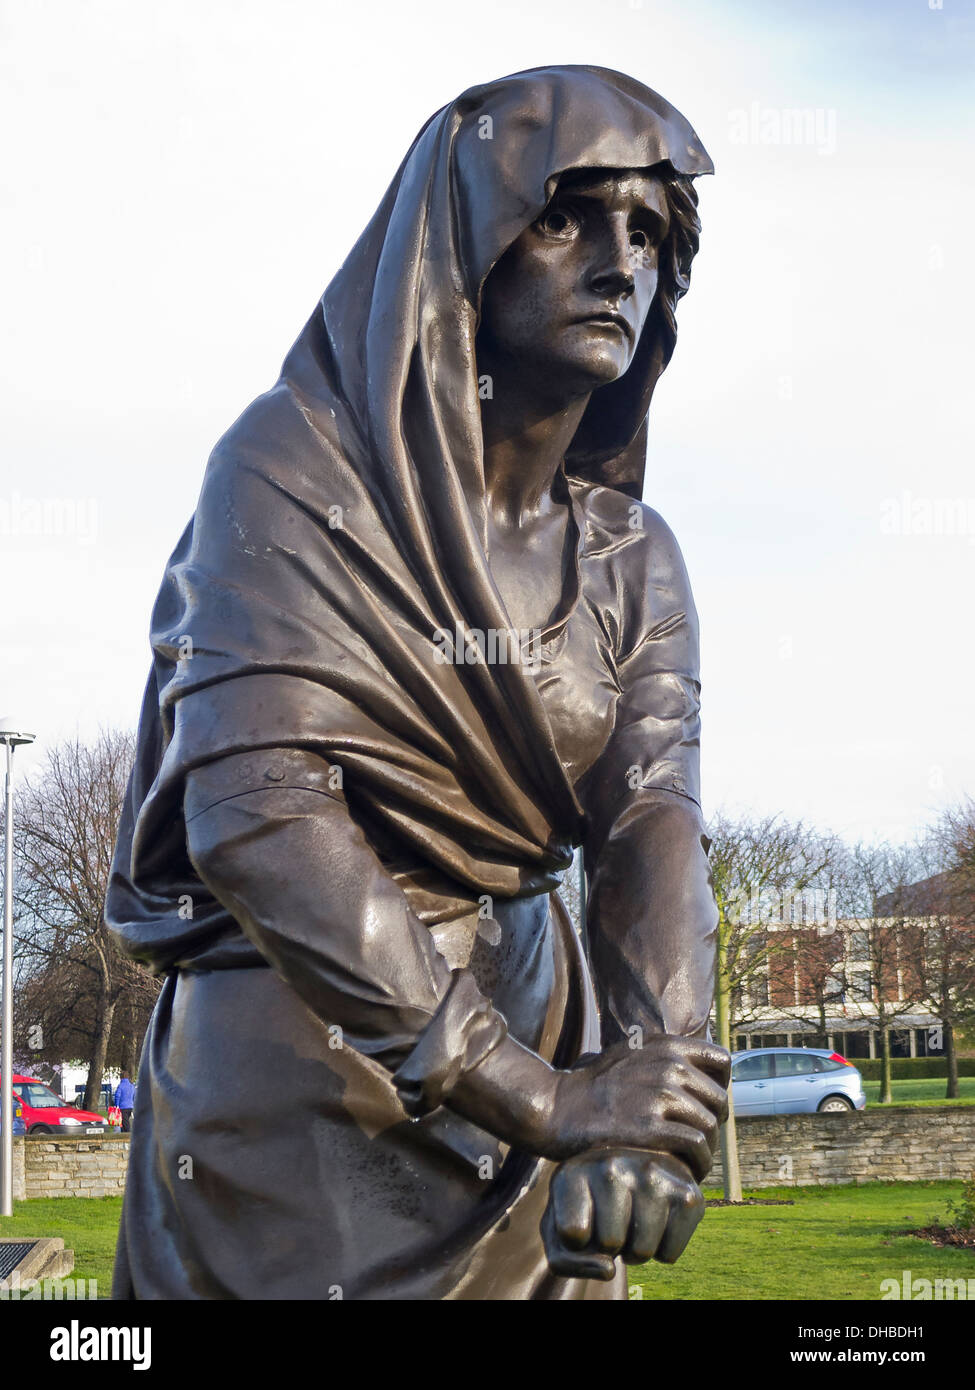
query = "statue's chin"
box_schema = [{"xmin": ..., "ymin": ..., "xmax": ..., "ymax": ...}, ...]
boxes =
[
  {"xmin": 480, "ymin": 344, "xmax": 629, "ymax": 402},
  {"xmin": 554, "ymin": 340, "xmax": 634, "ymax": 392},
  {"xmin": 517, "ymin": 353, "xmax": 623, "ymax": 403},
  {"xmin": 557, "ymin": 358, "xmax": 630, "ymax": 394}
]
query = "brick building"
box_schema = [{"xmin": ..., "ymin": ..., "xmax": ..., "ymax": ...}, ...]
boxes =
[{"xmin": 731, "ymin": 872, "xmax": 974, "ymax": 1059}]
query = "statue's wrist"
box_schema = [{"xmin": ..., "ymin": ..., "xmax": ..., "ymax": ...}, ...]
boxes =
[{"xmin": 447, "ymin": 1034, "xmax": 561, "ymax": 1155}]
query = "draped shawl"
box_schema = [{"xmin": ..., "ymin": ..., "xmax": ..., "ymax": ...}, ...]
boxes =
[{"xmin": 107, "ymin": 65, "xmax": 713, "ymax": 971}]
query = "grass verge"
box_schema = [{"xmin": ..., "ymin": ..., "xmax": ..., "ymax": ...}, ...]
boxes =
[
  {"xmin": 631, "ymin": 1180, "xmax": 975, "ymax": 1299},
  {"xmin": 865, "ymin": 1077, "xmax": 975, "ymax": 1106},
  {"xmin": 3, "ymin": 1181, "xmax": 973, "ymax": 1302},
  {"xmin": 0, "ymin": 1197, "xmax": 121, "ymax": 1297}
]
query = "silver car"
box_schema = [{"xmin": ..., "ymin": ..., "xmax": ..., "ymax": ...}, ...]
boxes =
[{"xmin": 731, "ymin": 1047, "xmax": 866, "ymax": 1116}]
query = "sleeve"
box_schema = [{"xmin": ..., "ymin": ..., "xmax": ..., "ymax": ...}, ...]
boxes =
[
  {"xmin": 183, "ymin": 746, "xmax": 508, "ymax": 1114},
  {"xmin": 579, "ymin": 506, "xmax": 718, "ymax": 1046}
]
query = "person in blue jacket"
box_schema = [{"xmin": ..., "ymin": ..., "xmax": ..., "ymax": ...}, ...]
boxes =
[{"xmin": 113, "ymin": 1074, "xmax": 136, "ymax": 1133}]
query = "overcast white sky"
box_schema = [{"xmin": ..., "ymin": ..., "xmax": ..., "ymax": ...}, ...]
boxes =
[{"xmin": 2, "ymin": 0, "xmax": 973, "ymax": 845}]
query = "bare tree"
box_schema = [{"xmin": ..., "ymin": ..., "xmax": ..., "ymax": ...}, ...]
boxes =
[
  {"xmin": 767, "ymin": 922, "xmax": 847, "ymax": 1047},
  {"xmin": 14, "ymin": 951, "xmax": 158, "ymax": 1086},
  {"xmin": 834, "ymin": 842, "xmax": 931, "ymax": 1104},
  {"xmin": 707, "ymin": 813, "xmax": 838, "ymax": 1199},
  {"xmin": 12, "ymin": 730, "xmax": 158, "ymax": 1109},
  {"xmin": 709, "ymin": 813, "xmax": 839, "ymax": 1036},
  {"xmin": 939, "ymin": 796, "xmax": 975, "ymax": 880},
  {"xmin": 903, "ymin": 812, "xmax": 975, "ymax": 1098}
]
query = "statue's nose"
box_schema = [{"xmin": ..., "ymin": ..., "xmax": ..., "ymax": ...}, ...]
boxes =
[
  {"xmin": 588, "ymin": 223, "xmax": 637, "ymax": 300},
  {"xmin": 590, "ymin": 264, "xmax": 635, "ymax": 301}
]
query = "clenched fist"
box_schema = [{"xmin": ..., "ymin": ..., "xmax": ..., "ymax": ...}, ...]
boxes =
[{"xmin": 542, "ymin": 1149, "xmax": 705, "ymax": 1281}]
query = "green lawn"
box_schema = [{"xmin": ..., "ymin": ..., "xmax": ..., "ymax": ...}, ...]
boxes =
[
  {"xmin": 631, "ymin": 1181, "xmax": 974, "ymax": 1299},
  {"xmin": 0, "ymin": 1197, "xmax": 122, "ymax": 1297},
  {"xmin": 3, "ymin": 1183, "xmax": 973, "ymax": 1301},
  {"xmin": 864, "ymin": 1077, "xmax": 975, "ymax": 1107}
]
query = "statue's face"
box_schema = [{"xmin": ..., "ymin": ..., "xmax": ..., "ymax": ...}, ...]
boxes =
[{"xmin": 477, "ymin": 168, "xmax": 669, "ymax": 397}]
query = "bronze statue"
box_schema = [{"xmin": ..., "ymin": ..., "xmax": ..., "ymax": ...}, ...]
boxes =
[{"xmin": 107, "ymin": 65, "xmax": 730, "ymax": 1300}]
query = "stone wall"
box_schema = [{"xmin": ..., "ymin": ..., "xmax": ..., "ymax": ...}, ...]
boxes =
[
  {"xmin": 706, "ymin": 1105, "xmax": 975, "ymax": 1189},
  {"xmin": 10, "ymin": 1109, "xmax": 974, "ymax": 1199},
  {"xmin": 12, "ymin": 1136, "xmax": 129, "ymax": 1200}
]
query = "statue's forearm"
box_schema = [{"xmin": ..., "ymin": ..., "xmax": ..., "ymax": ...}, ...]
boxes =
[{"xmin": 585, "ymin": 791, "xmax": 718, "ymax": 1045}]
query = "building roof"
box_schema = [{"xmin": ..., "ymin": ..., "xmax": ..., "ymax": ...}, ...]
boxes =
[{"xmin": 875, "ymin": 871, "xmax": 957, "ymax": 917}]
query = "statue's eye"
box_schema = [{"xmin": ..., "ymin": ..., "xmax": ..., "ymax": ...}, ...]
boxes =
[
  {"xmin": 538, "ymin": 206, "xmax": 578, "ymax": 237},
  {"xmin": 629, "ymin": 219, "xmax": 665, "ymax": 257}
]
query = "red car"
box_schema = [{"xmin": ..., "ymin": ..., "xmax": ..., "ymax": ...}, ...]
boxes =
[{"xmin": 12, "ymin": 1074, "xmax": 108, "ymax": 1136}]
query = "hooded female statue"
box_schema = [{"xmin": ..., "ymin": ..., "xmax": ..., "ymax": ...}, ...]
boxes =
[{"xmin": 107, "ymin": 64, "xmax": 729, "ymax": 1300}]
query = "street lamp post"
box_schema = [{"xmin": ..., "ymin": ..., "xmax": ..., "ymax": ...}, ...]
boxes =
[{"xmin": 0, "ymin": 719, "xmax": 35, "ymax": 1218}]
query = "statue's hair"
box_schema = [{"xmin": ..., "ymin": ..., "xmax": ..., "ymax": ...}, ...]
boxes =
[{"xmin": 652, "ymin": 171, "xmax": 702, "ymax": 373}]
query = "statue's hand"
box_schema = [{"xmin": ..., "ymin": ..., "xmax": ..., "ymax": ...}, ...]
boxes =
[
  {"xmin": 541, "ymin": 1150, "xmax": 704, "ymax": 1281},
  {"xmin": 543, "ymin": 1035, "xmax": 729, "ymax": 1179}
]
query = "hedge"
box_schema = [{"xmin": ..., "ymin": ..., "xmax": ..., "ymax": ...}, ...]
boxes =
[{"xmin": 856, "ymin": 1057, "xmax": 975, "ymax": 1080}]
